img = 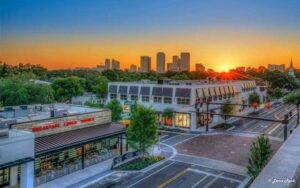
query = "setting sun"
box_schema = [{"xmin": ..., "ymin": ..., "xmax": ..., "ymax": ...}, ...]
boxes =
[{"xmin": 219, "ymin": 64, "xmax": 231, "ymax": 72}]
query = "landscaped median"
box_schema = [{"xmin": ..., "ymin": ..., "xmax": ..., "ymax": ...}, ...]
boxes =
[{"xmin": 114, "ymin": 156, "xmax": 164, "ymax": 170}]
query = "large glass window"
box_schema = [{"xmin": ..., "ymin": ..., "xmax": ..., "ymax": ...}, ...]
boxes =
[
  {"xmin": 0, "ymin": 168, "xmax": 9, "ymax": 187},
  {"xmin": 35, "ymin": 136, "xmax": 121, "ymax": 185},
  {"xmin": 177, "ymin": 98, "xmax": 190, "ymax": 105},
  {"xmin": 110, "ymin": 94, "xmax": 117, "ymax": 99},
  {"xmin": 174, "ymin": 113, "xmax": 191, "ymax": 128},
  {"xmin": 153, "ymin": 96, "xmax": 162, "ymax": 103},
  {"xmin": 131, "ymin": 95, "xmax": 138, "ymax": 101},
  {"xmin": 163, "ymin": 97, "xmax": 172, "ymax": 104},
  {"xmin": 142, "ymin": 96, "xmax": 149, "ymax": 102},
  {"xmin": 120, "ymin": 94, "xmax": 127, "ymax": 101}
]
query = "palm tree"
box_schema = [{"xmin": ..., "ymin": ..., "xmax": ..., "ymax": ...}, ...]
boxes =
[{"xmin": 283, "ymin": 91, "xmax": 300, "ymax": 127}]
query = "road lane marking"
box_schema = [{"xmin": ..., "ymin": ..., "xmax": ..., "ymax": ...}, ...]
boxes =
[
  {"xmin": 157, "ymin": 168, "xmax": 188, "ymax": 188},
  {"xmin": 188, "ymin": 169, "xmax": 242, "ymax": 183},
  {"xmin": 191, "ymin": 175, "xmax": 208, "ymax": 188},
  {"xmin": 127, "ymin": 161, "xmax": 175, "ymax": 188}
]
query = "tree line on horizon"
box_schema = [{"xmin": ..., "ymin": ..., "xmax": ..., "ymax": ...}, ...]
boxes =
[{"xmin": 0, "ymin": 62, "xmax": 299, "ymax": 106}]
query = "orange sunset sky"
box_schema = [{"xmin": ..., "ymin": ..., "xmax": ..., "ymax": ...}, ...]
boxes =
[{"xmin": 0, "ymin": 0, "xmax": 299, "ymax": 71}]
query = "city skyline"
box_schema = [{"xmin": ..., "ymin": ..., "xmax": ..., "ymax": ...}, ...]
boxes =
[{"xmin": 0, "ymin": 0, "xmax": 299, "ymax": 71}]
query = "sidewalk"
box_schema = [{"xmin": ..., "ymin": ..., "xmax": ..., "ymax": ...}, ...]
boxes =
[{"xmin": 36, "ymin": 159, "xmax": 113, "ymax": 188}]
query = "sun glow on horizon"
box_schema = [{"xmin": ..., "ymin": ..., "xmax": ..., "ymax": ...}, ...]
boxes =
[{"xmin": 218, "ymin": 64, "xmax": 231, "ymax": 73}]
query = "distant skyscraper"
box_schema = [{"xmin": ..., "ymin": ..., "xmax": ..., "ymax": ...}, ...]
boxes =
[
  {"xmin": 156, "ymin": 52, "xmax": 165, "ymax": 73},
  {"xmin": 289, "ymin": 58, "xmax": 295, "ymax": 77},
  {"xmin": 112, "ymin": 59, "xmax": 120, "ymax": 70},
  {"xmin": 130, "ymin": 64, "xmax": 137, "ymax": 73},
  {"xmin": 180, "ymin": 52, "xmax": 190, "ymax": 71},
  {"xmin": 105, "ymin": 59, "xmax": 111, "ymax": 70},
  {"xmin": 195, "ymin": 64, "xmax": 205, "ymax": 72},
  {"xmin": 140, "ymin": 56, "xmax": 151, "ymax": 72},
  {"xmin": 172, "ymin": 56, "xmax": 181, "ymax": 72},
  {"xmin": 268, "ymin": 64, "xmax": 285, "ymax": 72},
  {"xmin": 167, "ymin": 63, "xmax": 174, "ymax": 72}
]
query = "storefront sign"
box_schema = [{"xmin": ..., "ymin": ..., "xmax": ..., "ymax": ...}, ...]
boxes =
[
  {"xmin": 31, "ymin": 117, "xmax": 95, "ymax": 132},
  {"xmin": 80, "ymin": 117, "xmax": 95, "ymax": 123}
]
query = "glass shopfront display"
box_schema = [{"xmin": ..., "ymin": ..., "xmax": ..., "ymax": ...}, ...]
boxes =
[
  {"xmin": 34, "ymin": 136, "xmax": 121, "ymax": 185},
  {"xmin": 0, "ymin": 168, "xmax": 9, "ymax": 187},
  {"xmin": 174, "ymin": 113, "xmax": 191, "ymax": 128}
]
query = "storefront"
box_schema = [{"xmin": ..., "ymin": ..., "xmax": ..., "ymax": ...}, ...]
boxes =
[
  {"xmin": 174, "ymin": 113, "xmax": 191, "ymax": 128},
  {"xmin": 8, "ymin": 108, "xmax": 126, "ymax": 186},
  {"xmin": 33, "ymin": 123, "xmax": 125, "ymax": 185},
  {"xmin": 0, "ymin": 168, "xmax": 9, "ymax": 187}
]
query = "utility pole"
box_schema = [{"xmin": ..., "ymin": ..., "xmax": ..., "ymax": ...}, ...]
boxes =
[
  {"xmin": 206, "ymin": 102, "xmax": 209, "ymax": 132},
  {"xmin": 283, "ymin": 114, "xmax": 289, "ymax": 141}
]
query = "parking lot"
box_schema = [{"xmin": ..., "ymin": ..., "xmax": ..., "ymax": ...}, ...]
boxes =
[{"xmin": 123, "ymin": 161, "xmax": 248, "ymax": 188}]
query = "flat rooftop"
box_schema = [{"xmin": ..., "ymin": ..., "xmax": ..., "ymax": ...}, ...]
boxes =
[
  {"xmin": 109, "ymin": 79, "xmax": 254, "ymax": 86},
  {"xmin": 0, "ymin": 103, "xmax": 104, "ymax": 124}
]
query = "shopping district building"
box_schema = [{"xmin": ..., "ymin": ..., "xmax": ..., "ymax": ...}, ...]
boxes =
[
  {"xmin": 0, "ymin": 104, "xmax": 126, "ymax": 187},
  {"xmin": 107, "ymin": 80, "xmax": 267, "ymax": 130}
]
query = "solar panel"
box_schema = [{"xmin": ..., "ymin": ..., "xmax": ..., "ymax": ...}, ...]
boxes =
[
  {"xmin": 118, "ymin": 86, "xmax": 128, "ymax": 94},
  {"xmin": 162, "ymin": 88, "xmax": 173, "ymax": 97},
  {"xmin": 152, "ymin": 87, "xmax": 163, "ymax": 96},
  {"xmin": 108, "ymin": 85, "xmax": 118, "ymax": 93},
  {"xmin": 129, "ymin": 86, "xmax": 139, "ymax": 95},
  {"xmin": 140, "ymin": 87, "xmax": 150, "ymax": 95},
  {"xmin": 175, "ymin": 88, "xmax": 191, "ymax": 98}
]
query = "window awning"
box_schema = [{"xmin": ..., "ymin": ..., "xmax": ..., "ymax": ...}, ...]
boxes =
[
  {"xmin": 220, "ymin": 86, "xmax": 225, "ymax": 95},
  {"xmin": 233, "ymin": 86, "xmax": 238, "ymax": 93},
  {"xmin": 197, "ymin": 88, "xmax": 204, "ymax": 98},
  {"xmin": 35, "ymin": 123, "xmax": 126, "ymax": 156},
  {"xmin": 203, "ymin": 88, "xmax": 210, "ymax": 97},
  {"xmin": 209, "ymin": 88, "xmax": 216, "ymax": 96},
  {"xmin": 118, "ymin": 86, "xmax": 128, "ymax": 94},
  {"xmin": 162, "ymin": 87, "xmax": 173, "ymax": 97},
  {"xmin": 224, "ymin": 86, "xmax": 229, "ymax": 94},
  {"xmin": 140, "ymin": 87, "xmax": 150, "ymax": 95},
  {"xmin": 109, "ymin": 85, "xmax": 118, "ymax": 93},
  {"xmin": 214, "ymin": 87, "xmax": 221, "ymax": 95},
  {"xmin": 228, "ymin": 86, "xmax": 234, "ymax": 93},
  {"xmin": 152, "ymin": 87, "xmax": 163, "ymax": 96},
  {"xmin": 129, "ymin": 86, "xmax": 139, "ymax": 95},
  {"xmin": 175, "ymin": 88, "xmax": 191, "ymax": 98}
]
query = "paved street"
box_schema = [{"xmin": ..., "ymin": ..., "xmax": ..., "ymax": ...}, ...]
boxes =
[
  {"xmin": 230, "ymin": 103, "xmax": 297, "ymax": 139},
  {"xmin": 113, "ymin": 161, "xmax": 248, "ymax": 188}
]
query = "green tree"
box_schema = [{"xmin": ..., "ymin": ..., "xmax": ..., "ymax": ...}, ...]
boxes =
[
  {"xmin": 272, "ymin": 87, "xmax": 283, "ymax": 100},
  {"xmin": 52, "ymin": 76, "xmax": 85, "ymax": 102},
  {"xmin": 247, "ymin": 134, "xmax": 272, "ymax": 180},
  {"xmin": 92, "ymin": 76, "xmax": 109, "ymax": 99},
  {"xmin": 84, "ymin": 101, "xmax": 103, "ymax": 108},
  {"xmin": 248, "ymin": 92, "xmax": 261, "ymax": 112},
  {"xmin": 220, "ymin": 100, "xmax": 233, "ymax": 128},
  {"xmin": 162, "ymin": 107, "xmax": 174, "ymax": 126},
  {"xmin": 127, "ymin": 104, "xmax": 158, "ymax": 157},
  {"xmin": 106, "ymin": 99, "xmax": 122, "ymax": 121},
  {"xmin": 0, "ymin": 77, "xmax": 54, "ymax": 106},
  {"xmin": 283, "ymin": 91, "xmax": 300, "ymax": 127}
]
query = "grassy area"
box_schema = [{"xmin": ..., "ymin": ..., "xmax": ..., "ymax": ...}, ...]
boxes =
[
  {"xmin": 115, "ymin": 156, "xmax": 164, "ymax": 170},
  {"xmin": 159, "ymin": 126, "xmax": 186, "ymax": 133}
]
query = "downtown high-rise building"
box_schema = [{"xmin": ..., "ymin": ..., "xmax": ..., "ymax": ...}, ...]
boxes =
[
  {"xmin": 172, "ymin": 55, "xmax": 181, "ymax": 71},
  {"xmin": 140, "ymin": 56, "xmax": 151, "ymax": 72},
  {"xmin": 156, "ymin": 52, "xmax": 165, "ymax": 73},
  {"xmin": 167, "ymin": 63, "xmax": 174, "ymax": 72},
  {"xmin": 130, "ymin": 64, "xmax": 137, "ymax": 73},
  {"xmin": 104, "ymin": 59, "xmax": 111, "ymax": 70},
  {"xmin": 195, "ymin": 63, "xmax": 205, "ymax": 72},
  {"xmin": 180, "ymin": 52, "xmax": 190, "ymax": 71},
  {"xmin": 112, "ymin": 59, "xmax": 120, "ymax": 70}
]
